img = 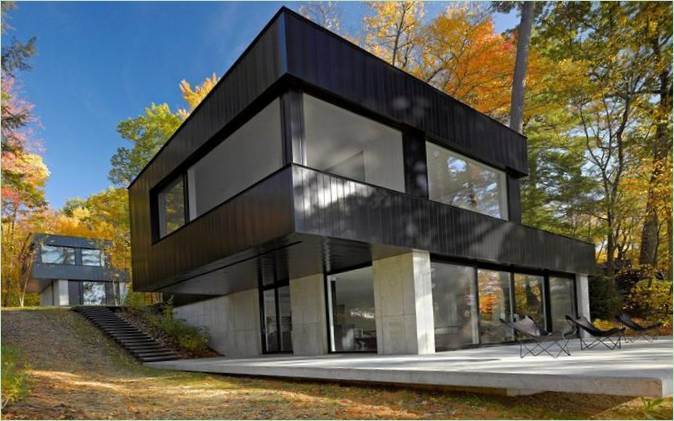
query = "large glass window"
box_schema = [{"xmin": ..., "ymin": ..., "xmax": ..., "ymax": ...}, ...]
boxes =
[
  {"xmin": 82, "ymin": 281, "xmax": 106, "ymax": 305},
  {"xmin": 431, "ymin": 262, "xmax": 479, "ymax": 350},
  {"xmin": 426, "ymin": 142, "xmax": 508, "ymax": 219},
  {"xmin": 301, "ymin": 94, "xmax": 406, "ymax": 192},
  {"xmin": 477, "ymin": 269, "xmax": 513, "ymax": 343},
  {"xmin": 327, "ymin": 266, "xmax": 377, "ymax": 352},
  {"xmin": 549, "ymin": 276, "xmax": 576, "ymax": 334},
  {"xmin": 41, "ymin": 245, "xmax": 75, "ymax": 265},
  {"xmin": 81, "ymin": 249, "xmax": 104, "ymax": 267},
  {"xmin": 187, "ymin": 99, "xmax": 282, "ymax": 219},
  {"xmin": 513, "ymin": 273, "xmax": 545, "ymax": 327},
  {"xmin": 157, "ymin": 176, "xmax": 186, "ymax": 238}
]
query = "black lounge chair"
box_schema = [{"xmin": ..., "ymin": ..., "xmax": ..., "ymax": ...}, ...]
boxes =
[
  {"xmin": 500, "ymin": 316, "xmax": 571, "ymax": 358},
  {"xmin": 615, "ymin": 313, "xmax": 661, "ymax": 343},
  {"xmin": 565, "ymin": 315, "xmax": 625, "ymax": 350}
]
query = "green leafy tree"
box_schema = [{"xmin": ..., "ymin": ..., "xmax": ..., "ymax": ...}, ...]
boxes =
[{"xmin": 108, "ymin": 104, "xmax": 183, "ymax": 186}]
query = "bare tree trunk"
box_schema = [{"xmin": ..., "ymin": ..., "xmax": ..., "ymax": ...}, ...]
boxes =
[{"xmin": 509, "ymin": 1, "xmax": 535, "ymax": 134}]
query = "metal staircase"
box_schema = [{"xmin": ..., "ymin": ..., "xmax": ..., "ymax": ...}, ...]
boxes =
[{"xmin": 74, "ymin": 306, "xmax": 180, "ymax": 363}]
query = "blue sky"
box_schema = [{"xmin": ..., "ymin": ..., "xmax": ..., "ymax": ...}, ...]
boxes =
[{"xmin": 5, "ymin": 1, "xmax": 518, "ymax": 209}]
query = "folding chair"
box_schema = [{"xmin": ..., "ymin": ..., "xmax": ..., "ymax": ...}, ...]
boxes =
[
  {"xmin": 615, "ymin": 313, "xmax": 661, "ymax": 343},
  {"xmin": 500, "ymin": 316, "xmax": 571, "ymax": 358},
  {"xmin": 565, "ymin": 315, "xmax": 625, "ymax": 350}
]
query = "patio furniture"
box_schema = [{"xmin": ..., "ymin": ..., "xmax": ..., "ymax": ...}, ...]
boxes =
[
  {"xmin": 615, "ymin": 313, "xmax": 661, "ymax": 343},
  {"xmin": 500, "ymin": 316, "xmax": 571, "ymax": 358},
  {"xmin": 565, "ymin": 315, "xmax": 625, "ymax": 350}
]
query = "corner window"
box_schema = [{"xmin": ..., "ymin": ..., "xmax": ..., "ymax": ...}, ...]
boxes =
[
  {"xmin": 301, "ymin": 94, "xmax": 406, "ymax": 192},
  {"xmin": 426, "ymin": 142, "xmax": 508, "ymax": 219},
  {"xmin": 157, "ymin": 176, "xmax": 186, "ymax": 238},
  {"xmin": 41, "ymin": 245, "xmax": 76, "ymax": 265},
  {"xmin": 81, "ymin": 249, "xmax": 104, "ymax": 267}
]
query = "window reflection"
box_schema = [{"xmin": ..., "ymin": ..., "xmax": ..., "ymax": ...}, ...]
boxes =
[
  {"xmin": 82, "ymin": 249, "xmax": 104, "ymax": 267},
  {"xmin": 157, "ymin": 176, "xmax": 186, "ymax": 238},
  {"xmin": 477, "ymin": 269, "xmax": 513, "ymax": 343},
  {"xmin": 513, "ymin": 273, "xmax": 545, "ymax": 326},
  {"xmin": 426, "ymin": 142, "xmax": 508, "ymax": 219},
  {"xmin": 431, "ymin": 262, "xmax": 479, "ymax": 350},
  {"xmin": 549, "ymin": 276, "xmax": 576, "ymax": 334},
  {"xmin": 327, "ymin": 266, "xmax": 377, "ymax": 352},
  {"xmin": 41, "ymin": 245, "xmax": 75, "ymax": 265},
  {"xmin": 82, "ymin": 281, "xmax": 106, "ymax": 305}
]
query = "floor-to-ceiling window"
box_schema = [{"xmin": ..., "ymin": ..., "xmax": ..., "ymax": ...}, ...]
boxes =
[
  {"xmin": 81, "ymin": 281, "xmax": 106, "ymax": 305},
  {"xmin": 549, "ymin": 276, "xmax": 576, "ymax": 334},
  {"xmin": 326, "ymin": 266, "xmax": 377, "ymax": 352},
  {"xmin": 260, "ymin": 281, "xmax": 292, "ymax": 354},
  {"xmin": 513, "ymin": 273, "xmax": 546, "ymax": 326},
  {"xmin": 477, "ymin": 269, "xmax": 513, "ymax": 343},
  {"xmin": 431, "ymin": 262, "xmax": 479, "ymax": 350}
]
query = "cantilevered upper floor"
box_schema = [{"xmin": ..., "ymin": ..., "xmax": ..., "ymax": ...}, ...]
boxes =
[{"xmin": 128, "ymin": 8, "xmax": 595, "ymax": 294}]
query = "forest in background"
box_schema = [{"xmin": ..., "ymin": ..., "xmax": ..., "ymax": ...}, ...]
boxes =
[{"xmin": 2, "ymin": 1, "xmax": 672, "ymax": 325}]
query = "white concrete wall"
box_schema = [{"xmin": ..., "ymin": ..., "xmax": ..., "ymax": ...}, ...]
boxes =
[
  {"xmin": 576, "ymin": 273, "xmax": 591, "ymax": 338},
  {"xmin": 174, "ymin": 288, "xmax": 261, "ymax": 357},
  {"xmin": 372, "ymin": 250, "xmax": 435, "ymax": 355},
  {"xmin": 289, "ymin": 273, "xmax": 328, "ymax": 355},
  {"xmin": 57, "ymin": 279, "xmax": 69, "ymax": 306}
]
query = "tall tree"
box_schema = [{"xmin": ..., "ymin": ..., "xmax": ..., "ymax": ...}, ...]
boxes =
[
  {"xmin": 109, "ymin": 75, "xmax": 218, "ymax": 186},
  {"xmin": 299, "ymin": 1, "xmax": 342, "ymax": 34},
  {"xmin": 363, "ymin": 1, "xmax": 424, "ymax": 71},
  {"xmin": 1, "ymin": 1, "xmax": 49, "ymax": 307}
]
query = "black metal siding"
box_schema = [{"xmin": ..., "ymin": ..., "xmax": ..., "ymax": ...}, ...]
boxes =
[
  {"xmin": 291, "ymin": 166, "xmax": 595, "ymax": 274},
  {"xmin": 133, "ymin": 167, "xmax": 296, "ymax": 292},
  {"xmin": 282, "ymin": 11, "xmax": 528, "ymax": 176}
]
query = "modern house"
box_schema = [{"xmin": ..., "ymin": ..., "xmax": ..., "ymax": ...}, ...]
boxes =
[
  {"xmin": 25, "ymin": 234, "xmax": 128, "ymax": 306},
  {"xmin": 128, "ymin": 8, "xmax": 595, "ymax": 357}
]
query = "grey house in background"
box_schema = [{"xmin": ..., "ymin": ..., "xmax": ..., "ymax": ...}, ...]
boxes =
[
  {"xmin": 25, "ymin": 234, "xmax": 128, "ymax": 306},
  {"xmin": 129, "ymin": 8, "xmax": 596, "ymax": 357}
]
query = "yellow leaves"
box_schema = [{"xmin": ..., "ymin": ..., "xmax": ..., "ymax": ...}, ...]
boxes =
[
  {"xmin": 363, "ymin": 1, "xmax": 424, "ymax": 69},
  {"xmin": 177, "ymin": 73, "xmax": 219, "ymax": 119}
]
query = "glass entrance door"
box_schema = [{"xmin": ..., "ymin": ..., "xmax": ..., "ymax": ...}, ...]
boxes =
[{"xmin": 261, "ymin": 284, "xmax": 292, "ymax": 353}]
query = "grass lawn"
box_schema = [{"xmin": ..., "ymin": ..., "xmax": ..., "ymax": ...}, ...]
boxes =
[{"xmin": 1, "ymin": 308, "xmax": 671, "ymax": 419}]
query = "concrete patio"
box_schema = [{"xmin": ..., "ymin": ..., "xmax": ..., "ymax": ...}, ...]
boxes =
[{"xmin": 147, "ymin": 337, "xmax": 673, "ymax": 398}]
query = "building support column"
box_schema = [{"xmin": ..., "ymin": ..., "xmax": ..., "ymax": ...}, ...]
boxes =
[
  {"xmin": 57, "ymin": 280, "xmax": 69, "ymax": 306},
  {"xmin": 372, "ymin": 250, "xmax": 435, "ymax": 355},
  {"xmin": 576, "ymin": 273, "xmax": 591, "ymax": 337},
  {"xmin": 289, "ymin": 273, "xmax": 328, "ymax": 356}
]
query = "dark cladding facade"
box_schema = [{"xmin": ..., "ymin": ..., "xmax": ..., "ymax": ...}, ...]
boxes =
[{"xmin": 129, "ymin": 9, "xmax": 595, "ymax": 356}]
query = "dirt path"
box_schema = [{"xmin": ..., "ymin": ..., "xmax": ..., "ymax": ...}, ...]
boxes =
[{"xmin": 1, "ymin": 309, "xmax": 671, "ymax": 419}]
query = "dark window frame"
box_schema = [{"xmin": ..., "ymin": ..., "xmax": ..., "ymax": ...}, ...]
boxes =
[
  {"xmin": 429, "ymin": 254, "xmax": 578, "ymax": 350},
  {"xmin": 257, "ymin": 262, "xmax": 292, "ymax": 355}
]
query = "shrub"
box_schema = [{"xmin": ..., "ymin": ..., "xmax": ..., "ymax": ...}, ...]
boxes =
[
  {"xmin": 125, "ymin": 299, "xmax": 210, "ymax": 354},
  {"xmin": 625, "ymin": 278, "xmax": 673, "ymax": 327},
  {"xmin": 1, "ymin": 346, "xmax": 28, "ymax": 409},
  {"xmin": 589, "ymin": 274, "xmax": 622, "ymax": 320}
]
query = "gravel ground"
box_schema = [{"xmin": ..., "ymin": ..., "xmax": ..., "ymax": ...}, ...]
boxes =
[{"xmin": 1, "ymin": 308, "xmax": 671, "ymax": 420}]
